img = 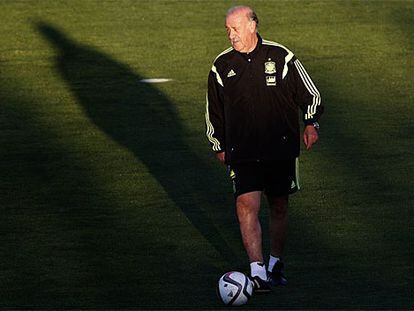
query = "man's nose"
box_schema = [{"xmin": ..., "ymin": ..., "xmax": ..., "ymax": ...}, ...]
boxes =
[{"xmin": 228, "ymin": 29, "xmax": 236, "ymax": 40}]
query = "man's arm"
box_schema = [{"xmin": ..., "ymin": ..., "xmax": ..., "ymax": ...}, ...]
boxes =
[
  {"xmin": 288, "ymin": 57, "xmax": 324, "ymax": 150},
  {"xmin": 206, "ymin": 64, "xmax": 226, "ymax": 161}
]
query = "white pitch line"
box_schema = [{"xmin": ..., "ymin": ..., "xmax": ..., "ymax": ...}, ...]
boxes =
[{"xmin": 139, "ymin": 78, "xmax": 172, "ymax": 83}]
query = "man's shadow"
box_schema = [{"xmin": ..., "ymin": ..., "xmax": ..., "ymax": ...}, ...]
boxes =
[{"xmin": 35, "ymin": 22, "xmax": 239, "ymax": 266}]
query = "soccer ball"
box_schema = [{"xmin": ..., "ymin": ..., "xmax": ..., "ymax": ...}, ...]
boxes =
[{"xmin": 217, "ymin": 271, "xmax": 253, "ymax": 306}]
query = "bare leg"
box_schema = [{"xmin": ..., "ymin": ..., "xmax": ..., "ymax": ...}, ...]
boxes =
[
  {"xmin": 267, "ymin": 195, "xmax": 288, "ymax": 257},
  {"xmin": 236, "ymin": 191, "xmax": 263, "ymax": 262}
]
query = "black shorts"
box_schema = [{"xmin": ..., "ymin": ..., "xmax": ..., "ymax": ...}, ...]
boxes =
[{"xmin": 228, "ymin": 158, "xmax": 300, "ymax": 198}]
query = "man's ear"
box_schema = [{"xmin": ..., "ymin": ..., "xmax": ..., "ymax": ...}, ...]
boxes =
[{"xmin": 249, "ymin": 20, "xmax": 256, "ymax": 33}]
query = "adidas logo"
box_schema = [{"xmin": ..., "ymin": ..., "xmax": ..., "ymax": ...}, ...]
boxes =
[
  {"xmin": 291, "ymin": 181, "xmax": 296, "ymax": 189},
  {"xmin": 227, "ymin": 69, "xmax": 236, "ymax": 77}
]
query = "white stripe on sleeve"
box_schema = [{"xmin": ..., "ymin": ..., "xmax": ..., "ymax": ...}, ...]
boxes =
[
  {"xmin": 293, "ymin": 59, "xmax": 321, "ymax": 120},
  {"xmin": 205, "ymin": 92, "xmax": 222, "ymax": 151}
]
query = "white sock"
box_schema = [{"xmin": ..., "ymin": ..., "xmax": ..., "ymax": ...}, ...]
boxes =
[
  {"xmin": 268, "ymin": 255, "xmax": 281, "ymax": 272},
  {"xmin": 250, "ymin": 261, "xmax": 267, "ymax": 280}
]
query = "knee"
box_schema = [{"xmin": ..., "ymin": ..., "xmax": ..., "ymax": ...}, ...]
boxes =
[
  {"xmin": 236, "ymin": 198, "xmax": 260, "ymax": 222},
  {"xmin": 269, "ymin": 197, "xmax": 288, "ymax": 217}
]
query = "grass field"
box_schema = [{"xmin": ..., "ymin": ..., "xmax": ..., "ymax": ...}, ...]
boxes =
[{"xmin": 1, "ymin": 0, "xmax": 413, "ymax": 309}]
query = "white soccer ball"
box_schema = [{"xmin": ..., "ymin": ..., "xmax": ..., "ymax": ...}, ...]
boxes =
[{"xmin": 217, "ymin": 271, "xmax": 253, "ymax": 306}]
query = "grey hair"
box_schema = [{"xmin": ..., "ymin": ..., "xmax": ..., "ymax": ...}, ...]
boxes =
[{"xmin": 226, "ymin": 5, "xmax": 259, "ymax": 28}]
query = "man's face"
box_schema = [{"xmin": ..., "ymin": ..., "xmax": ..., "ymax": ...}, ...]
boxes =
[{"xmin": 225, "ymin": 11, "xmax": 256, "ymax": 53}]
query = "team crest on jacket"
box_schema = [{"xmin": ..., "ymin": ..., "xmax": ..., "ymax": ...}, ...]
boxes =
[{"xmin": 264, "ymin": 61, "xmax": 276, "ymax": 74}]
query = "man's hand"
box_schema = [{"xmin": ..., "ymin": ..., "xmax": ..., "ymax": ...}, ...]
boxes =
[
  {"xmin": 216, "ymin": 151, "xmax": 226, "ymax": 164},
  {"xmin": 303, "ymin": 125, "xmax": 319, "ymax": 150}
]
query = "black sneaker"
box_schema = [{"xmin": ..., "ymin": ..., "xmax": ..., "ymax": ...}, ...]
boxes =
[
  {"xmin": 268, "ymin": 261, "xmax": 288, "ymax": 286},
  {"xmin": 249, "ymin": 276, "xmax": 272, "ymax": 293}
]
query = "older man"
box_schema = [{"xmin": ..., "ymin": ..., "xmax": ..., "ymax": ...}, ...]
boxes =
[{"xmin": 206, "ymin": 6, "xmax": 323, "ymax": 292}]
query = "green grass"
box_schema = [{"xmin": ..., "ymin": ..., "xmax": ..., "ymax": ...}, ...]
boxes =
[{"xmin": 0, "ymin": 0, "xmax": 413, "ymax": 309}]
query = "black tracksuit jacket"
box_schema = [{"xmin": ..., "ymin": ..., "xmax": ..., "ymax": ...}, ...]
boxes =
[{"xmin": 206, "ymin": 35, "xmax": 324, "ymax": 164}]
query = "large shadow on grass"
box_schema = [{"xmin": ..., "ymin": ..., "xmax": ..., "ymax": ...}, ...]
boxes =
[
  {"xmin": 35, "ymin": 22, "xmax": 238, "ymax": 267},
  {"xmin": 0, "ymin": 76, "xmax": 190, "ymax": 308}
]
